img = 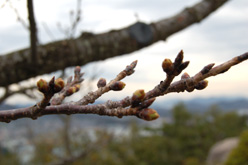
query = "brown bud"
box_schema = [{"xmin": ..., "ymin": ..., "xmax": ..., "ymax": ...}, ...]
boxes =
[
  {"xmin": 162, "ymin": 58, "xmax": 173, "ymax": 74},
  {"xmin": 74, "ymin": 66, "xmax": 81, "ymax": 75},
  {"xmin": 48, "ymin": 77, "xmax": 55, "ymax": 87},
  {"xmin": 125, "ymin": 60, "xmax": 138, "ymax": 75},
  {"xmin": 132, "ymin": 89, "xmax": 145, "ymax": 101},
  {"xmin": 74, "ymin": 84, "xmax": 81, "ymax": 91},
  {"xmin": 139, "ymin": 108, "xmax": 160, "ymax": 121},
  {"xmin": 201, "ymin": 63, "xmax": 215, "ymax": 75},
  {"xmin": 66, "ymin": 84, "xmax": 80, "ymax": 96},
  {"xmin": 131, "ymin": 89, "xmax": 145, "ymax": 106},
  {"xmin": 97, "ymin": 78, "xmax": 106, "ymax": 88},
  {"xmin": 195, "ymin": 80, "xmax": 208, "ymax": 90},
  {"xmin": 54, "ymin": 78, "xmax": 65, "ymax": 93},
  {"xmin": 179, "ymin": 61, "xmax": 189, "ymax": 71},
  {"xmin": 181, "ymin": 72, "xmax": 190, "ymax": 79},
  {"xmin": 37, "ymin": 79, "xmax": 49, "ymax": 93},
  {"xmin": 140, "ymin": 98, "xmax": 156, "ymax": 108},
  {"xmin": 174, "ymin": 50, "xmax": 184, "ymax": 67},
  {"xmin": 109, "ymin": 81, "xmax": 126, "ymax": 91}
]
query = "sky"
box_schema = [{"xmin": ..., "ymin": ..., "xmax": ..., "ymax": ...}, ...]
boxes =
[{"xmin": 0, "ymin": 0, "xmax": 248, "ymax": 104}]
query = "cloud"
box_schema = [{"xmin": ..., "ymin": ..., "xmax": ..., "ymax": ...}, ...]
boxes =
[
  {"xmin": 0, "ymin": 26, "xmax": 29, "ymax": 54},
  {"xmin": 0, "ymin": 0, "xmax": 248, "ymax": 103}
]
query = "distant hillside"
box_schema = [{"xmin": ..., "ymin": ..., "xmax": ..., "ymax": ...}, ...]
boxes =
[
  {"xmin": 0, "ymin": 97, "xmax": 247, "ymax": 131},
  {"xmin": 184, "ymin": 97, "xmax": 248, "ymax": 112},
  {"xmin": 153, "ymin": 97, "xmax": 248, "ymax": 115}
]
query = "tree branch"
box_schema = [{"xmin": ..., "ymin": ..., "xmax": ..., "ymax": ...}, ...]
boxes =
[
  {"xmin": 0, "ymin": 51, "xmax": 247, "ymax": 123},
  {"xmin": 0, "ymin": 0, "xmax": 228, "ymax": 86},
  {"xmin": 0, "ymin": 85, "xmax": 37, "ymax": 104},
  {"xmin": 27, "ymin": 0, "xmax": 38, "ymax": 63}
]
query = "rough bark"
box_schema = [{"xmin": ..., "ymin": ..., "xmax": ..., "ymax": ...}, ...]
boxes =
[{"xmin": 0, "ymin": 0, "xmax": 228, "ymax": 86}]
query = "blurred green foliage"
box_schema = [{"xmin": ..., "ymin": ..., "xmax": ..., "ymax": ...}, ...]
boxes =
[
  {"xmin": 27, "ymin": 103, "xmax": 248, "ymax": 164},
  {"xmin": 225, "ymin": 130, "xmax": 248, "ymax": 165},
  {"xmin": 0, "ymin": 147, "xmax": 19, "ymax": 164}
]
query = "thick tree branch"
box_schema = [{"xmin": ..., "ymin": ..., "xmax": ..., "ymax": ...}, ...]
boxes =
[
  {"xmin": 0, "ymin": 51, "xmax": 246, "ymax": 123},
  {"xmin": 0, "ymin": 0, "xmax": 228, "ymax": 86}
]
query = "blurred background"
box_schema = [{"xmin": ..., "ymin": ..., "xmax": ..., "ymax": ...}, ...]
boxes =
[{"xmin": 0, "ymin": 0, "xmax": 248, "ymax": 164}]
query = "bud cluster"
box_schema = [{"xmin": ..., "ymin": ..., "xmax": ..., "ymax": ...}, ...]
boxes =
[
  {"xmin": 162, "ymin": 50, "xmax": 189, "ymax": 76},
  {"xmin": 37, "ymin": 77, "xmax": 65, "ymax": 94},
  {"xmin": 66, "ymin": 84, "xmax": 80, "ymax": 96}
]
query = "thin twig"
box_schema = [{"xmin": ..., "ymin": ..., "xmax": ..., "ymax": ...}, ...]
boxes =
[
  {"xmin": 0, "ymin": 85, "xmax": 37, "ymax": 104},
  {"xmin": 27, "ymin": 0, "xmax": 38, "ymax": 63},
  {"xmin": 76, "ymin": 60, "xmax": 137, "ymax": 105},
  {"xmin": 0, "ymin": 52, "xmax": 247, "ymax": 123}
]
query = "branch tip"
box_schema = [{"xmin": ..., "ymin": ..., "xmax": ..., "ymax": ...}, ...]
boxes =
[
  {"xmin": 162, "ymin": 58, "xmax": 173, "ymax": 74},
  {"xmin": 74, "ymin": 66, "xmax": 81, "ymax": 74},
  {"xmin": 179, "ymin": 61, "xmax": 190, "ymax": 72},
  {"xmin": 37, "ymin": 79, "xmax": 49, "ymax": 94},
  {"xmin": 125, "ymin": 60, "xmax": 138, "ymax": 75},
  {"xmin": 201, "ymin": 63, "xmax": 215, "ymax": 75},
  {"xmin": 174, "ymin": 50, "xmax": 184, "ymax": 67}
]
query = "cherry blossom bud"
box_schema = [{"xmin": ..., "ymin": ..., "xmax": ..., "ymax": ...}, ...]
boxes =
[
  {"xmin": 97, "ymin": 78, "xmax": 106, "ymax": 88},
  {"xmin": 109, "ymin": 81, "xmax": 126, "ymax": 91},
  {"xmin": 140, "ymin": 98, "xmax": 156, "ymax": 108},
  {"xmin": 131, "ymin": 89, "xmax": 145, "ymax": 106},
  {"xmin": 195, "ymin": 80, "xmax": 208, "ymax": 90},
  {"xmin": 74, "ymin": 66, "xmax": 81, "ymax": 75},
  {"xmin": 139, "ymin": 108, "xmax": 160, "ymax": 121},
  {"xmin": 132, "ymin": 89, "xmax": 145, "ymax": 102},
  {"xmin": 54, "ymin": 78, "xmax": 65, "ymax": 93},
  {"xmin": 179, "ymin": 61, "xmax": 189, "ymax": 71},
  {"xmin": 174, "ymin": 50, "xmax": 184, "ymax": 67},
  {"xmin": 201, "ymin": 63, "xmax": 215, "ymax": 75},
  {"xmin": 181, "ymin": 72, "xmax": 190, "ymax": 79},
  {"xmin": 37, "ymin": 79, "xmax": 49, "ymax": 94},
  {"xmin": 66, "ymin": 84, "xmax": 80, "ymax": 96},
  {"xmin": 162, "ymin": 59, "xmax": 173, "ymax": 74}
]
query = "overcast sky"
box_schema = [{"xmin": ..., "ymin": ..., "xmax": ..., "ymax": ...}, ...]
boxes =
[{"xmin": 0, "ymin": 0, "xmax": 248, "ymax": 104}]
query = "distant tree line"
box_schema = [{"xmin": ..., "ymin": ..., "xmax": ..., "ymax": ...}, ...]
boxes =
[{"xmin": 2, "ymin": 103, "xmax": 247, "ymax": 164}]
